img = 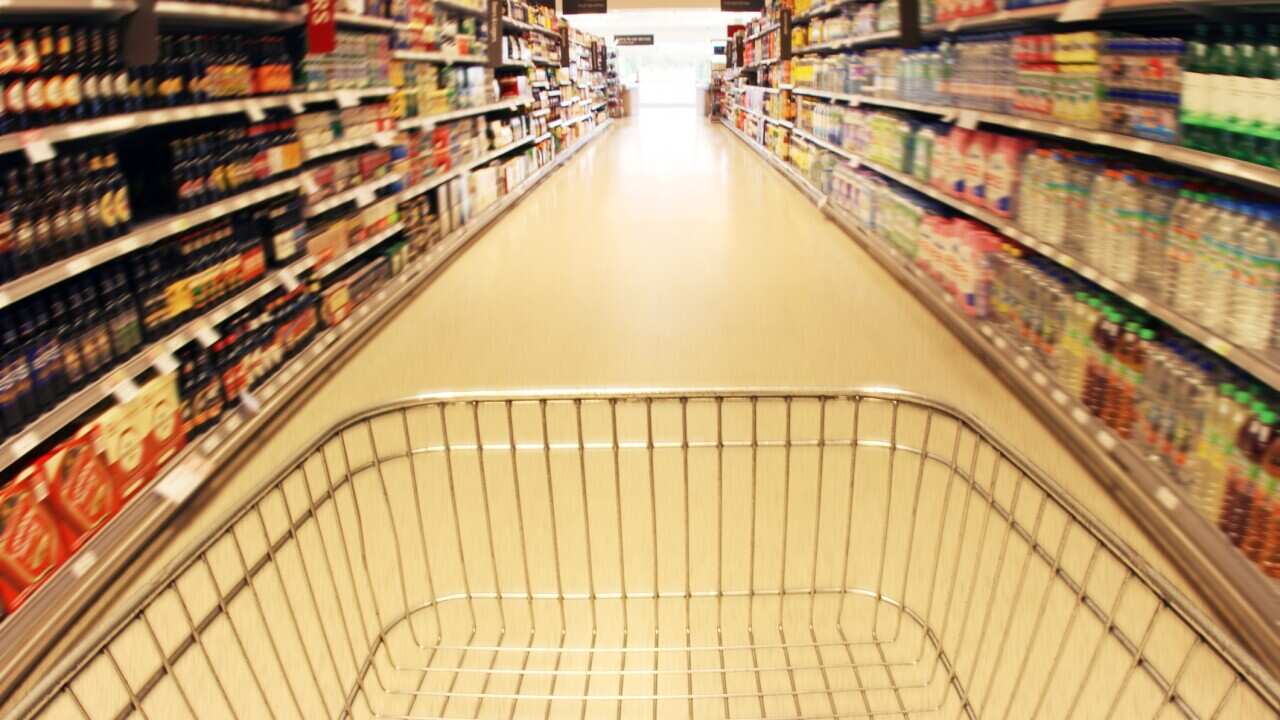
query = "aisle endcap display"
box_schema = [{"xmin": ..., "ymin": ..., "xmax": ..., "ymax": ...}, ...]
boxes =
[
  {"xmin": 718, "ymin": 115, "xmax": 1280, "ymax": 681},
  {"xmin": 0, "ymin": 103, "xmax": 615, "ymax": 706}
]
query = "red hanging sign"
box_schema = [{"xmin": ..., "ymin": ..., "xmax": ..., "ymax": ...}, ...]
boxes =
[{"xmin": 307, "ymin": 0, "xmax": 337, "ymax": 54}]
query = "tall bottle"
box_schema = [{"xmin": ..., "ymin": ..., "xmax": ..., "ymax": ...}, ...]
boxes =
[
  {"xmin": 1204, "ymin": 26, "xmax": 1237, "ymax": 155},
  {"xmin": 1230, "ymin": 26, "xmax": 1259, "ymax": 161}
]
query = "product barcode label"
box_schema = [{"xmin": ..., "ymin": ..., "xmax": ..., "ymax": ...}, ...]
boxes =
[
  {"xmin": 24, "ymin": 138, "xmax": 56, "ymax": 165},
  {"xmin": 279, "ymin": 269, "xmax": 300, "ymax": 291},
  {"xmin": 245, "ymin": 102, "xmax": 267, "ymax": 122},
  {"xmin": 69, "ymin": 550, "xmax": 97, "ymax": 578},
  {"xmin": 288, "ymin": 96, "xmax": 307, "ymax": 114},
  {"xmin": 112, "ymin": 378, "xmax": 140, "ymax": 404},
  {"xmin": 9, "ymin": 432, "xmax": 37, "ymax": 461},
  {"xmin": 194, "ymin": 324, "xmax": 220, "ymax": 347},
  {"xmin": 356, "ymin": 187, "xmax": 376, "ymax": 207},
  {"xmin": 337, "ymin": 91, "xmax": 359, "ymax": 109},
  {"xmin": 152, "ymin": 352, "xmax": 179, "ymax": 375},
  {"xmin": 154, "ymin": 463, "xmax": 203, "ymax": 504},
  {"xmin": 1057, "ymin": 0, "xmax": 1106, "ymax": 23}
]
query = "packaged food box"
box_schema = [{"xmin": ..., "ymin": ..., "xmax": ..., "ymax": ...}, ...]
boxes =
[
  {"xmin": 31, "ymin": 430, "xmax": 120, "ymax": 549},
  {"xmin": 0, "ymin": 476, "xmax": 68, "ymax": 611}
]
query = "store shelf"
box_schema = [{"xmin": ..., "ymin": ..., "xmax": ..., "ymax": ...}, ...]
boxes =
[
  {"xmin": 548, "ymin": 119, "xmax": 563, "ymax": 128},
  {"xmin": 392, "ymin": 49, "xmax": 487, "ymax": 64},
  {"xmin": 591, "ymin": 101, "xmax": 607, "ymax": 111},
  {"xmin": 499, "ymin": 60, "xmax": 534, "ymax": 68},
  {"xmin": 919, "ymin": 0, "xmax": 1254, "ymax": 35},
  {"xmin": 401, "ymin": 135, "xmax": 538, "ymax": 201},
  {"xmin": 793, "ymin": 30, "xmax": 901, "ymax": 54},
  {"xmin": 534, "ymin": 58, "xmax": 560, "ymax": 67},
  {"xmin": 503, "ymin": 16, "xmax": 561, "ymax": 38},
  {"xmin": 313, "ymin": 223, "xmax": 407, "ymax": 279},
  {"xmin": 0, "ymin": 88, "xmax": 394, "ymax": 157},
  {"xmin": 397, "ymin": 97, "xmax": 526, "ymax": 130},
  {"xmin": 303, "ymin": 131, "xmax": 397, "ymax": 162},
  {"xmin": 791, "ymin": 87, "xmax": 1280, "ymax": 190},
  {"xmin": 719, "ymin": 117, "xmax": 1280, "ymax": 681},
  {"xmin": 0, "ymin": 0, "xmax": 136, "ymax": 16},
  {"xmin": 560, "ymin": 115, "xmax": 588, "ymax": 128},
  {"xmin": 790, "ymin": 110, "xmax": 1280, "ymax": 390},
  {"xmin": 792, "ymin": 0, "xmax": 860, "ymax": 21},
  {"xmin": 720, "ymin": 119, "xmax": 824, "ymax": 204},
  {"xmin": 155, "ymin": 0, "xmax": 303, "ymax": 27},
  {"xmin": 747, "ymin": 22, "xmax": 780, "ymax": 40},
  {"xmin": 432, "ymin": 0, "xmax": 486, "ymax": 16},
  {"xmin": 0, "ymin": 119, "xmax": 617, "ymax": 705},
  {"xmin": 0, "ymin": 176, "xmax": 301, "ymax": 311},
  {"xmin": 304, "ymin": 173, "xmax": 403, "ymax": 218},
  {"xmin": 334, "ymin": 12, "xmax": 403, "ymax": 31}
]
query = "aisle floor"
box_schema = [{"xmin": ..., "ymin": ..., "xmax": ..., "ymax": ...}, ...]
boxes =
[{"xmin": 41, "ymin": 107, "xmax": 1244, "ymax": 718}]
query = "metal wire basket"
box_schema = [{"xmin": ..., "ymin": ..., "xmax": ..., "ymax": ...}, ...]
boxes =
[{"xmin": 15, "ymin": 390, "xmax": 1280, "ymax": 719}]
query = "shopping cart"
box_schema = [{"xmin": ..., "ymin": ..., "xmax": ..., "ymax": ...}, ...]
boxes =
[{"xmin": 14, "ymin": 389, "xmax": 1280, "ymax": 719}]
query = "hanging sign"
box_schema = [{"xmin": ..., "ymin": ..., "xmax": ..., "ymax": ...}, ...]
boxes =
[
  {"xmin": 721, "ymin": 0, "xmax": 763, "ymax": 11},
  {"xmin": 614, "ymin": 35, "xmax": 653, "ymax": 46},
  {"xmin": 307, "ymin": 0, "xmax": 337, "ymax": 54},
  {"xmin": 562, "ymin": 0, "xmax": 606, "ymax": 14}
]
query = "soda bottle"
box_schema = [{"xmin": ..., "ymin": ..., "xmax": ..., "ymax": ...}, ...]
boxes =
[
  {"xmin": 1181, "ymin": 24, "xmax": 1211, "ymax": 150},
  {"xmin": 1221, "ymin": 397, "xmax": 1265, "ymax": 545},
  {"xmin": 1258, "ymin": 431, "xmax": 1280, "ymax": 577},
  {"xmin": 1204, "ymin": 26, "xmax": 1238, "ymax": 155},
  {"xmin": 1230, "ymin": 26, "xmax": 1259, "ymax": 161},
  {"xmin": 1241, "ymin": 409, "xmax": 1276, "ymax": 560}
]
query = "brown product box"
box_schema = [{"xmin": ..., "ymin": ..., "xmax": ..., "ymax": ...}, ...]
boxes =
[{"xmin": 306, "ymin": 218, "xmax": 352, "ymax": 268}]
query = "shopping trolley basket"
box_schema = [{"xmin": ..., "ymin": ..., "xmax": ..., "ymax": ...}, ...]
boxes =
[{"xmin": 14, "ymin": 389, "xmax": 1280, "ymax": 719}]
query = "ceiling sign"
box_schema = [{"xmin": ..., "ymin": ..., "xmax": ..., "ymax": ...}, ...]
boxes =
[
  {"xmin": 614, "ymin": 34, "xmax": 654, "ymax": 46},
  {"xmin": 562, "ymin": 0, "xmax": 606, "ymax": 14}
]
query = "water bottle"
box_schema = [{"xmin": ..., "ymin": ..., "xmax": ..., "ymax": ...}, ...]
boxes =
[
  {"xmin": 1198, "ymin": 197, "xmax": 1243, "ymax": 334},
  {"xmin": 1138, "ymin": 175, "xmax": 1180, "ymax": 297}
]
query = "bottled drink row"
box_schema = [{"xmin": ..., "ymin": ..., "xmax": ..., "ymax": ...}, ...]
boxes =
[
  {"xmin": 0, "ymin": 25, "xmax": 298, "ymax": 134},
  {"xmin": 826, "ymin": 161, "xmax": 1280, "ymax": 578},
  {"xmin": 790, "ymin": 25, "xmax": 1280, "ymax": 169},
  {"xmin": 791, "ymin": 97, "xmax": 1280, "ymax": 354},
  {"xmin": 301, "ymin": 31, "xmax": 390, "ymax": 92},
  {"xmin": 397, "ymin": 0, "xmax": 488, "ymax": 58},
  {"xmin": 0, "ymin": 151, "xmax": 131, "ymax": 282},
  {"xmin": 165, "ymin": 118, "xmax": 304, "ymax": 213},
  {"xmin": 791, "ymin": 2, "xmax": 897, "ymax": 50}
]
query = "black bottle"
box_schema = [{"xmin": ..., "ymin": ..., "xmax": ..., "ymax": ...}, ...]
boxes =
[
  {"xmin": 28, "ymin": 166, "xmax": 53, "ymax": 267},
  {"xmin": 0, "ymin": 29, "xmax": 17, "ymax": 134},
  {"xmin": 27, "ymin": 297, "xmax": 65, "ymax": 409},
  {"xmin": 77, "ymin": 279, "xmax": 113, "ymax": 374},
  {"xmin": 53, "ymin": 288, "xmax": 86, "ymax": 391},
  {"xmin": 0, "ymin": 176, "xmax": 13, "ymax": 282},
  {"xmin": 0, "ymin": 310, "xmax": 36, "ymax": 435},
  {"xmin": 58, "ymin": 156, "xmax": 88, "ymax": 254},
  {"xmin": 7, "ymin": 170, "xmax": 33, "ymax": 276},
  {"xmin": 46, "ymin": 26, "xmax": 71, "ymax": 124},
  {"xmin": 74, "ymin": 153, "xmax": 101, "ymax": 248},
  {"xmin": 106, "ymin": 29, "xmax": 131, "ymax": 114},
  {"xmin": 105, "ymin": 151, "xmax": 130, "ymax": 236},
  {"xmin": 65, "ymin": 28, "xmax": 87, "ymax": 122},
  {"xmin": 87, "ymin": 28, "xmax": 109, "ymax": 118}
]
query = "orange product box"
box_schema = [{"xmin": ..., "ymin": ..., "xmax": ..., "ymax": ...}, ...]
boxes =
[{"xmin": 0, "ymin": 475, "xmax": 68, "ymax": 611}]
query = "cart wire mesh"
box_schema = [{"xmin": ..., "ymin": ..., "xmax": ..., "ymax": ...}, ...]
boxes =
[{"xmin": 15, "ymin": 389, "xmax": 1280, "ymax": 719}]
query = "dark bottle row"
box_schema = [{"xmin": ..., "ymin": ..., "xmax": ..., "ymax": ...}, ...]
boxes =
[
  {"xmin": 0, "ymin": 24, "xmax": 297, "ymax": 134},
  {"xmin": 0, "ymin": 150, "xmax": 130, "ymax": 282},
  {"xmin": 0, "ymin": 194, "xmax": 304, "ymax": 440}
]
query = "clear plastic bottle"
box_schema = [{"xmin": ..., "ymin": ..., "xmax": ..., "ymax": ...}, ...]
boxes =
[
  {"xmin": 1138, "ymin": 175, "xmax": 1179, "ymax": 297},
  {"xmin": 1193, "ymin": 197, "xmax": 1235, "ymax": 330}
]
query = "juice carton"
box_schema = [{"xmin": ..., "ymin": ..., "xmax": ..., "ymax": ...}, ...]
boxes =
[
  {"xmin": 985, "ymin": 135, "xmax": 1031, "ymax": 217},
  {"xmin": 963, "ymin": 131, "xmax": 996, "ymax": 206},
  {"xmin": 944, "ymin": 127, "xmax": 973, "ymax": 198}
]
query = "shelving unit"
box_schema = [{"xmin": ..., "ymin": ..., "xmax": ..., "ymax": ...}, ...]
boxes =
[
  {"xmin": 720, "ymin": 115, "xmax": 1280, "ymax": 681},
  {"xmin": 0, "ymin": 1, "xmax": 617, "ymax": 702},
  {"xmin": 0, "ymin": 87, "xmax": 396, "ymax": 156},
  {"xmin": 0, "ymin": 118, "xmax": 614, "ymax": 702}
]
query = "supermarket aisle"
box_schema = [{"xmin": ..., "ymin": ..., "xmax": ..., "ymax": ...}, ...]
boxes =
[{"xmin": 100, "ymin": 107, "xmax": 1199, "ymax": 634}]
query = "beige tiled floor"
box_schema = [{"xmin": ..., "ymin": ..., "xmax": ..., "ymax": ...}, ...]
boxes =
[{"xmin": 28, "ymin": 107, "xmax": 1276, "ymax": 719}]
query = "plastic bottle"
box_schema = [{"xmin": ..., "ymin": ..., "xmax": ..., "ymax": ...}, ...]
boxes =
[
  {"xmin": 1138, "ymin": 175, "xmax": 1179, "ymax": 296},
  {"xmin": 1227, "ymin": 205, "xmax": 1279, "ymax": 349},
  {"xmin": 1195, "ymin": 197, "xmax": 1240, "ymax": 332},
  {"xmin": 1181, "ymin": 24, "xmax": 1211, "ymax": 151},
  {"xmin": 1204, "ymin": 26, "xmax": 1237, "ymax": 155},
  {"xmin": 1220, "ymin": 394, "xmax": 1261, "ymax": 544},
  {"xmin": 1230, "ymin": 26, "xmax": 1259, "ymax": 161},
  {"xmin": 1258, "ymin": 433, "xmax": 1280, "ymax": 577}
]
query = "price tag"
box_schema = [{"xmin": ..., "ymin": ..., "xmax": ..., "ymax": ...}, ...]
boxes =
[
  {"xmin": 0, "ymin": 291, "xmax": 9, "ymax": 306},
  {"xmin": 301, "ymin": 174, "xmax": 320, "ymax": 195},
  {"xmin": 278, "ymin": 268, "xmax": 300, "ymax": 291},
  {"xmin": 152, "ymin": 352, "xmax": 179, "ymax": 375},
  {"xmin": 9, "ymin": 432, "xmax": 37, "ymax": 462},
  {"xmin": 288, "ymin": 96, "xmax": 307, "ymax": 114},
  {"xmin": 337, "ymin": 91, "xmax": 359, "ymax": 109},
  {"xmin": 946, "ymin": 19, "xmax": 962, "ymax": 32},
  {"xmin": 239, "ymin": 390, "xmax": 262, "ymax": 415},
  {"xmin": 194, "ymin": 323, "xmax": 220, "ymax": 347},
  {"xmin": 112, "ymin": 377, "xmax": 140, "ymax": 404},
  {"xmin": 1154, "ymin": 486, "xmax": 1180, "ymax": 512},
  {"xmin": 70, "ymin": 550, "xmax": 97, "ymax": 578},
  {"xmin": 1205, "ymin": 336, "xmax": 1232, "ymax": 357},
  {"xmin": 1057, "ymin": 0, "xmax": 1106, "ymax": 23},
  {"xmin": 373, "ymin": 132, "xmax": 395, "ymax": 148},
  {"xmin": 1071, "ymin": 407, "xmax": 1089, "ymax": 425},
  {"xmin": 154, "ymin": 462, "xmax": 203, "ymax": 504},
  {"xmin": 24, "ymin": 138, "xmax": 56, "ymax": 164},
  {"xmin": 1095, "ymin": 430, "xmax": 1117, "ymax": 451},
  {"xmin": 1032, "ymin": 371, "xmax": 1047, "ymax": 387},
  {"xmin": 955, "ymin": 110, "xmax": 979, "ymax": 130},
  {"xmin": 245, "ymin": 102, "xmax": 267, "ymax": 122},
  {"xmin": 356, "ymin": 187, "xmax": 376, "ymax": 207},
  {"xmin": 1014, "ymin": 354, "xmax": 1029, "ymax": 370},
  {"xmin": 1052, "ymin": 389, "xmax": 1068, "ymax": 406}
]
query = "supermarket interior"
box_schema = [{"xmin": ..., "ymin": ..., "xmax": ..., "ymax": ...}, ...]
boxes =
[{"xmin": 5, "ymin": 0, "xmax": 1280, "ymax": 718}]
